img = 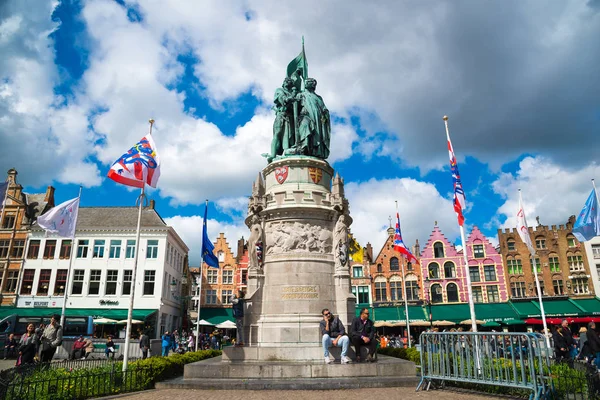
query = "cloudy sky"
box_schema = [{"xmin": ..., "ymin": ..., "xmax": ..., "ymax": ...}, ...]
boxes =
[{"xmin": 1, "ymin": 0, "xmax": 599, "ymax": 265}]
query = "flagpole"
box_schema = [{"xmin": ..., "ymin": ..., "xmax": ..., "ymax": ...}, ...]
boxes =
[
  {"xmin": 519, "ymin": 190, "xmax": 551, "ymax": 350},
  {"xmin": 60, "ymin": 185, "xmax": 82, "ymax": 328},
  {"xmin": 123, "ymin": 119, "xmax": 153, "ymax": 372},
  {"xmin": 395, "ymin": 201, "xmax": 412, "ymax": 347},
  {"xmin": 593, "ymin": 179, "xmax": 600, "ymax": 206},
  {"xmin": 195, "ymin": 200, "xmax": 208, "ymax": 352}
]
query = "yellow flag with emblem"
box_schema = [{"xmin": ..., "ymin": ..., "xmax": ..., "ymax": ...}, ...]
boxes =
[{"xmin": 348, "ymin": 234, "xmax": 363, "ymax": 263}]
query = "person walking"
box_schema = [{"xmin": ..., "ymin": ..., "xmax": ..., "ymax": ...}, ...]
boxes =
[
  {"xmin": 40, "ymin": 314, "xmax": 63, "ymax": 362},
  {"xmin": 586, "ymin": 322, "xmax": 600, "ymax": 370},
  {"xmin": 232, "ymin": 291, "xmax": 245, "ymax": 346},
  {"xmin": 161, "ymin": 331, "xmax": 171, "ymax": 357},
  {"xmin": 17, "ymin": 323, "xmax": 38, "ymax": 365},
  {"xmin": 139, "ymin": 331, "xmax": 150, "ymax": 359}
]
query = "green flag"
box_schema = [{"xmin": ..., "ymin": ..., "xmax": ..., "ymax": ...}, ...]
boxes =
[{"xmin": 286, "ymin": 39, "xmax": 308, "ymax": 91}]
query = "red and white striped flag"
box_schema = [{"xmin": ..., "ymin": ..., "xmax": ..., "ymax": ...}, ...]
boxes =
[{"xmin": 447, "ymin": 125, "xmax": 466, "ymax": 226}]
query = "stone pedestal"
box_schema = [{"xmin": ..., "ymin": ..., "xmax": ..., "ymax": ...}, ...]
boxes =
[{"xmin": 244, "ymin": 156, "xmax": 355, "ymax": 357}]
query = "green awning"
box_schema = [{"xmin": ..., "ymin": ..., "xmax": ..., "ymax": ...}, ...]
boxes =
[
  {"xmin": 430, "ymin": 304, "xmax": 470, "ymax": 323},
  {"xmin": 474, "ymin": 303, "xmax": 520, "ymax": 322},
  {"xmin": 371, "ymin": 306, "xmax": 427, "ymax": 323},
  {"xmin": 0, "ymin": 308, "xmax": 156, "ymax": 321},
  {"xmin": 482, "ymin": 321, "xmax": 501, "ymax": 327},
  {"xmin": 503, "ymin": 319, "xmax": 525, "ymax": 325},
  {"xmin": 199, "ymin": 308, "xmax": 234, "ymax": 325},
  {"xmin": 533, "ymin": 300, "xmax": 583, "ymax": 317},
  {"xmin": 509, "ymin": 301, "xmax": 543, "ymax": 318},
  {"xmin": 571, "ymin": 298, "xmax": 600, "ymax": 316}
]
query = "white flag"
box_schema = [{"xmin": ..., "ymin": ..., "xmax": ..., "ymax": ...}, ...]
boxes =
[
  {"xmin": 37, "ymin": 197, "xmax": 80, "ymax": 238},
  {"xmin": 516, "ymin": 196, "xmax": 535, "ymax": 255}
]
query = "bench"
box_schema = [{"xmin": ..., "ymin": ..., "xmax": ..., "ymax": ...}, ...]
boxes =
[{"xmin": 91, "ymin": 343, "xmax": 120, "ymax": 354}]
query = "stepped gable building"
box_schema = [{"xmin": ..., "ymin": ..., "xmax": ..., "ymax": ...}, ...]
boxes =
[
  {"xmin": 1, "ymin": 169, "xmax": 54, "ymax": 307},
  {"xmin": 497, "ymin": 216, "xmax": 595, "ymax": 299},
  {"xmin": 420, "ymin": 224, "xmax": 508, "ymax": 304},
  {"xmin": 235, "ymin": 237, "xmax": 249, "ymax": 292},
  {"xmin": 369, "ymin": 225, "xmax": 422, "ymax": 306},
  {"xmin": 198, "ymin": 233, "xmax": 237, "ymax": 309},
  {"xmin": 21, "ymin": 201, "xmax": 188, "ymax": 337}
]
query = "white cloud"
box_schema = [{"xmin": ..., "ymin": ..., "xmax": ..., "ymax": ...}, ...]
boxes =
[
  {"xmin": 492, "ymin": 156, "xmax": 600, "ymax": 229},
  {"xmin": 344, "ymin": 177, "xmax": 460, "ymax": 256},
  {"xmin": 164, "ymin": 214, "xmax": 248, "ymax": 266}
]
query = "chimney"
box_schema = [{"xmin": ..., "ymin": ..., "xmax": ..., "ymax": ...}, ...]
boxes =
[
  {"xmin": 44, "ymin": 186, "xmax": 55, "ymax": 206},
  {"xmin": 149, "ymin": 199, "xmax": 156, "ymax": 209},
  {"xmin": 7, "ymin": 168, "xmax": 17, "ymax": 184},
  {"xmin": 412, "ymin": 239, "xmax": 420, "ymax": 257},
  {"xmin": 236, "ymin": 237, "xmax": 245, "ymax": 262},
  {"xmin": 366, "ymin": 243, "xmax": 373, "ymax": 262}
]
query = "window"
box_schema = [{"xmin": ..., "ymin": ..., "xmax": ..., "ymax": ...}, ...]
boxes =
[
  {"xmin": 53, "ymin": 270, "xmax": 67, "ymax": 295},
  {"xmin": 223, "ymin": 270, "xmax": 233, "ymax": 285},
  {"xmin": 447, "ymin": 283, "xmax": 459, "ymax": 302},
  {"xmin": 126, "ymin": 240, "xmax": 136, "ymax": 258},
  {"xmin": 109, "ymin": 240, "xmax": 121, "ymax": 258},
  {"xmin": 2, "ymin": 213, "xmax": 15, "ymax": 229},
  {"xmin": 77, "ymin": 240, "xmax": 89, "ymax": 258},
  {"xmin": 592, "ymin": 244, "xmax": 600, "ymax": 259},
  {"xmin": 510, "ymin": 281, "xmax": 527, "ymax": 298},
  {"xmin": 11, "ymin": 239, "xmax": 25, "ymax": 258},
  {"xmin": 469, "ymin": 266, "xmax": 481, "ymax": 283},
  {"xmin": 93, "ymin": 240, "xmax": 105, "ymax": 258},
  {"xmin": 553, "ymin": 279, "xmax": 564, "ymax": 295},
  {"xmin": 535, "ymin": 237, "xmax": 546, "ymax": 249},
  {"xmin": 406, "ymin": 278, "xmax": 419, "ymax": 301},
  {"xmin": 431, "ymin": 284, "xmax": 443, "ymax": 304},
  {"xmin": 390, "ymin": 257, "xmax": 399, "ymax": 271},
  {"xmin": 483, "ymin": 265, "xmax": 496, "ymax": 281},
  {"xmin": 43, "ymin": 240, "xmax": 56, "ymax": 259},
  {"xmin": 473, "ymin": 244, "xmax": 485, "ymax": 259},
  {"xmin": 0, "ymin": 240, "xmax": 8, "ymax": 258},
  {"xmin": 88, "ymin": 270, "xmax": 101, "ymax": 295},
  {"xmin": 390, "ymin": 280, "xmax": 403, "ymax": 301},
  {"xmin": 27, "ymin": 240, "xmax": 40, "ymax": 259},
  {"xmin": 207, "ymin": 269, "xmax": 218, "ymax": 284},
  {"xmin": 567, "ymin": 235, "xmax": 576, "ymax": 248},
  {"xmin": 549, "ymin": 256, "xmax": 560, "ymax": 272},
  {"xmin": 407, "ymin": 262, "xmax": 413, "ymax": 271},
  {"xmin": 241, "ymin": 270, "xmax": 248, "ymax": 285},
  {"xmin": 217, "ymin": 251, "xmax": 225, "ymax": 262},
  {"xmin": 146, "ymin": 240, "xmax": 158, "ymax": 259},
  {"xmin": 507, "ymin": 258, "xmax": 523, "ymax": 274},
  {"xmin": 4, "ymin": 270, "xmax": 18, "ymax": 293},
  {"xmin": 483, "ymin": 286, "xmax": 498, "ymax": 303},
  {"xmin": 567, "ymin": 255, "xmax": 584, "ymax": 272},
  {"xmin": 57, "ymin": 240, "xmax": 71, "ymax": 259},
  {"xmin": 356, "ymin": 286, "xmax": 370, "ymax": 304},
  {"xmin": 221, "ymin": 290, "xmax": 233, "ymax": 304},
  {"xmin": 352, "ymin": 266, "xmax": 364, "ymax": 278},
  {"xmin": 206, "ymin": 289, "xmax": 217, "ymax": 304},
  {"xmin": 375, "ymin": 281, "xmax": 387, "ymax": 302},
  {"xmin": 71, "ymin": 270, "xmax": 85, "ymax": 295},
  {"xmin": 122, "ymin": 270, "xmax": 132, "ymax": 295},
  {"xmin": 428, "ymin": 262, "xmax": 440, "ymax": 279},
  {"xmin": 472, "ymin": 286, "xmax": 484, "ymax": 303},
  {"xmin": 105, "ymin": 270, "xmax": 118, "ymax": 295},
  {"xmin": 36, "ymin": 269, "xmax": 51, "ymax": 295},
  {"xmin": 376, "ymin": 264, "xmax": 382, "ymax": 273},
  {"xmin": 143, "ymin": 270, "xmax": 156, "ymax": 295},
  {"xmin": 433, "ymin": 242, "xmax": 444, "ymax": 258},
  {"xmin": 531, "ymin": 258, "xmax": 541, "ymax": 274},
  {"xmin": 507, "ymin": 239, "xmax": 516, "ymax": 251},
  {"xmin": 572, "ymin": 277, "xmax": 589, "ymax": 295},
  {"xmin": 444, "ymin": 262, "xmax": 456, "ymax": 278},
  {"xmin": 20, "ymin": 269, "xmax": 35, "ymax": 295}
]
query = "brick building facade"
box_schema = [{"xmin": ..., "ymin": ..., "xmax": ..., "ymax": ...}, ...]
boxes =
[
  {"xmin": 420, "ymin": 225, "xmax": 508, "ymax": 304},
  {"xmin": 1, "ymin": 169, "xmax": 54, "ymax": 306},
  {"xmin": 497, "ymin": 216, "xmax": 595, "ymax": 299},
  {"xmin": 195, "ymin": 233, "xmax": 237, "ymax": 309}
]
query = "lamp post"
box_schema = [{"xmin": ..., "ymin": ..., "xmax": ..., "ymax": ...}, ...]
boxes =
[{"xmin": 425, "ymin": 277, "xmax": 432, "ymax": 330}]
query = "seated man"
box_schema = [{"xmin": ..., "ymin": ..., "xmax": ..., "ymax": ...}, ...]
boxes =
[
  {"xmin": 3, "ymin": 333, "xmax": 17, "ymax": 359},
  {"xmin": 350, "ymin": 308, "xmax": 377, "ymax": 362},
  {"xmin": 70, "ymin": 335, "xmax": 86, "ymax": 360},
  {"xmin": 320, "ymin": 308, "xmax": 351, "ymax": 364}
]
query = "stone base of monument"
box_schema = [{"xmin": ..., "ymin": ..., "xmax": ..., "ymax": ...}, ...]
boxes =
[{"xmin": 156, "ymin": 350, "xmax": 417, "ymax": 391}]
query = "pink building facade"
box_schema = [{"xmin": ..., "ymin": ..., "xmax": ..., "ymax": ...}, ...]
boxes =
[{"xmin": 420, "ymin": 225, "xmax": 508, "ymax": 304}]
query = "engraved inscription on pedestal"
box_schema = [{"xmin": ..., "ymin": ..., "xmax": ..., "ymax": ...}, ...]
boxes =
[{"xmin": 281, "ymin": 285, "xmax": 319, "ymax": 300}]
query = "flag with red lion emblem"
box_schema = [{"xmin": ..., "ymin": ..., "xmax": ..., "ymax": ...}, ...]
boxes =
[{"xmin": 108, "ymin": 134, "xmax": 161, "ymax": 188}]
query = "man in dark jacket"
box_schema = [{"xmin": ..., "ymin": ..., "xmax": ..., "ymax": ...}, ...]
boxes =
[
  {"xmin": 350, "ymin": 308, "xmax": 377, "ymax": 362},
  {"xmin": 553, "ymin": 325, "xmax": 569, "ymax": 363},
  {"xmin": 232, "ymin": 291, "xmax": 245, "ymax": 346},
  {"xmin": 139, "ymin": 330, "xmax": 150, "ymax": 359},
  {"xmin": 320, "ymin": 308, "xmax": 351, "ymax": 364},
  {"xmin": 586, "ymin": 322, "xmax": 600, "ymax": 369},
  {"xmin": 560, "ymin": 319, "xmax": 575, "ymax": 359}
]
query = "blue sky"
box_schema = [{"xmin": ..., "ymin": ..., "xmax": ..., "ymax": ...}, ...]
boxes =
[{"xmin": 1, "ymin": 0, "xmax": 599, "ymax": 265}]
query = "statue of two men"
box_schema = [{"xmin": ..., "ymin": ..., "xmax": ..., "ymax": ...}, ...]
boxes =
[{"xmin": 268, "ymin": 77, "xmax": 331, "ymax": 162}]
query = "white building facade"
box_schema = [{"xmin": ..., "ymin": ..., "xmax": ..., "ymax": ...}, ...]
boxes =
[
  {"xmin": 583, "ymin": 236, "xmax": 600, "ymax": 296},
  {"xmin": 17, "ymin": 205, "xmax": 188, "ymax": 338}
]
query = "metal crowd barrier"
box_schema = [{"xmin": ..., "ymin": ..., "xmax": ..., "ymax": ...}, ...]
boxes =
[{"xmin": 416, "ymin": 332, "xmax": 552, "ymax": 400}]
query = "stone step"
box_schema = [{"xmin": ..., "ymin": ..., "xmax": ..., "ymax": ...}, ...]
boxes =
[{"xmin": 222, "ymin": 343, "xmax": 368, "ymax": 362}]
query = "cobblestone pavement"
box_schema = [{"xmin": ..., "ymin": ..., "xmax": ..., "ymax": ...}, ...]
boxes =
[{"xmin": 123, "ymin": 388, "xmax": 493, "ymax": 400}]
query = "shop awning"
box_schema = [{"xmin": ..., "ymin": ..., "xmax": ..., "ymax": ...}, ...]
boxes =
[
  {"xmin": 430, "ymin": 304, "xmax": 469, "ymax": 323},
  {"xmin": 199, "ymin": 308, "xmax": 234, "ymax": 325},
  {"xmin": 0, "ymin": 308, "xmax": 156, "ymax": 321},
  {"xmin": 503, "ymin": 319, "xmax": 525, "ymax": 326},
  {"xmin": 533, "ymin": 300, "xmax": 584, "ymax": 317},
  {"xmin": 509, "ymin": 301, "xmax": 542, "ymax": 318},
  {"xmin": 571, "ymin": 298, "xmax": 600, "ymax": 316},
  {"xmin": 474, "ymin": 303, "xmax": 521, "ymax": 322},
  {"xmin": 370, "ymin": 306, "xmax": 428, "ymax": 324}
]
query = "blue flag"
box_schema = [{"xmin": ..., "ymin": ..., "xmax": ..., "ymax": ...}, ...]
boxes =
[
  {"xmin": 202, "ymin": 203, "xmax": 219, "ymax": 268},
  {"xmin": 0, "ymin": 182, "xmax": 7, "ymax": 207},
  {"xmin": 573, "ymin": 189, "xmax": 600, "ymax": 242}
]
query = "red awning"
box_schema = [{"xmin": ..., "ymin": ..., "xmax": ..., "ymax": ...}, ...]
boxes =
[{"xmin": 525, "ymin": 317, "xmax": 598, "ymax": 325}]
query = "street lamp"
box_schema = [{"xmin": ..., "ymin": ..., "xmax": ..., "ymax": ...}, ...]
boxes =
[{"xmin": 424, "ymin": 277, "xmax": 432, "ymax": 329}]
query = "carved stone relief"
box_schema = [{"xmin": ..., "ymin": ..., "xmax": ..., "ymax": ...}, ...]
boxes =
[{"xmin": 266, "ymin": 221, "xmax": 332, "ymax": 255}]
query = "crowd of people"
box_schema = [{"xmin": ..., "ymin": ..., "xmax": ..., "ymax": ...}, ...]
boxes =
[
  {"xmin": 553, "ymin": 319, "xmax": 600, "ymax": 369},
  {"xmin": 2, "ymin": 313, "xmax": 64, "ymax": 366}
]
